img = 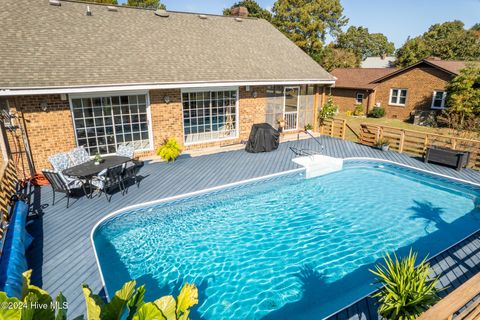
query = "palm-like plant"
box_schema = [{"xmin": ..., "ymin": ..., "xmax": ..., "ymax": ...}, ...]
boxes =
[{"xmin": 370, "ymin": 250, "xmax": 443, "ymax": 320}]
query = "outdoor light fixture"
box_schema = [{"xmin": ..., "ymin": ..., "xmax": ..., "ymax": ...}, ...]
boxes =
[
  {"xmin": 252, "ymin": 91, "xmax": 258, "ymax": 98},
  {"xmin": 164, "ymin": 95, "xmax": 171, "ymax": 104},
  {"xmin": 40, "ymin": 101, "xmax": 48, "ymax": 112}
]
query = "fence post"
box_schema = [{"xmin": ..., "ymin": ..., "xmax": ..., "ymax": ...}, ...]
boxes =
[
  {"xmin": 451, "ymin": 138, "xmax": 457, "ymax": 150},
  {"xmin": 399, "ymin": 130, "xmax": 405, "ymax": 153},
  {"xmin": 330, "ymin": 119, "xmax": 334, "ymax": 137},
  {"xmin": 424, "ymin": 135, "xmax": 429, "ymax": 152},
  {"xmin": 341, "ymin": 119, "xmax": 346, "ymax": 140}
]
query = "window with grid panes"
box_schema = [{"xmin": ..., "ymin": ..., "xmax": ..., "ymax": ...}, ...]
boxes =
[
  {"xmin": 182, "ymin": 89, "xmax": 238, "ymax": 144},
  {"xmin": 70, "ymin": 94, "xmax": 150, "ymax": 155}
]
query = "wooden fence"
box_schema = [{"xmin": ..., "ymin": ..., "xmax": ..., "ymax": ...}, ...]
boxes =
[
  {"xmin": 359, "ymin": 124, "xmax": 480, "ymax": 169},
  {"xmin": 319, "ymin": 118, "xmax": 346, "ymax": 139},
  {"xmin": 0, "ymin": 159, "xmax": 18, "ymax": 241}
]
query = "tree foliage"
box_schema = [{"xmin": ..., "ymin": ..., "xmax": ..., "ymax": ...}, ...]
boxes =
[
  {"xmin": 317, "ymin": 45, "xmax": 358, "ymax": 71},
  {"xmin": 336, "ymin": 26, "xmax": 395, "ymax": 61},
  {"xmin": 471, "ymin": 23, "xmax": 480, "ymax": 31},
  {"xmin": 438, "ymin": 63, "xmax": 480, "ymax": 130},
  {"xmin": 272, "ymin": 0, "xmax": 348, "ymax": 57},
  {"xmin": 223, "ymin": 0, "xmax": 272, "ymax": 21},
  {"xmin": 126, "ymin": 0, "xmax": 166, "ymax": 9},
  {"xmin": 396, "ymin": 21, "xmax": 480, "ymax": 67}
]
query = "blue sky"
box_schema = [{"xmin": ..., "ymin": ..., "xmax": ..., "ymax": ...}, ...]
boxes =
[{"xmin": 119, "ymin": 0, "xmax": 479, "ymax": 48}]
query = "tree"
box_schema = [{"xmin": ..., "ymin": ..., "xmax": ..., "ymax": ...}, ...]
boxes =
[
  {"xmin": 336, "ymin": 26, "xmax": 395, "ymax": 61},
  {"xmin": 272, "ymin": 0, "xmax": 348, "ymax": 58},
  {"xmin": 317, "ymin": 45, "xmax": 358, "ymax": 71},
  {"xmin": 223, "ymin": 0, "xmax": 272, "ymax": 21},
  {"xmin": 126, "ymin": 0, "xmax": 166, "ymax": 9},
  {"xmin": 441, "ymin": 63, "xmax": 480, "ymax": 129},
  {"xmin": 396, "ymin": 21, "xmax": 480, "ymax": 67}
]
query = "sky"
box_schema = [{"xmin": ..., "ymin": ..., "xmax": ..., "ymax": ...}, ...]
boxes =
[{"xmin": 119, "ymin": 0, "xmax": 479, "ymax": 48}]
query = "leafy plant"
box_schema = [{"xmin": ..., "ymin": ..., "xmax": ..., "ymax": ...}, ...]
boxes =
[
  {"xmin": 370, "ymin": 250, "xmax": 442, "ymax": 320},
  {"xmin": 0, "ymin": 270, "xmax": 67, "ymax": 320},
  {"xmin": 375, "ymin": 138, "xmax": 390, "ymax": 147},
  {"xmin": 319, "ymin": 96, "xmax": 338, "ymax": 124},
  {"xmin": 304, "ymin": 123, "xmax": 313, "ymax": 131},
  {"xmin": 94, "ymin": 153, "xmax": 103, "ymax": 163},
  {"xmin": 0, "ymin": 270, "xmax": 198, "ymax": 320},
  {"xmin": 353, "ymin": 104, "xmax": 365, "ymax": 116},
  {"xmin": 369, "ymin": 106, "xmax": 385, "ymax": 118},
  {"xmin": 157, "ymin": 138, "xmax": 182, "ymax": 162}
]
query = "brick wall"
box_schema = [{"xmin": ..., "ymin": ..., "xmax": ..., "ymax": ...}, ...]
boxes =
[
  {"xmin": 4, "ymin": 85, "xmax": 314, "ymax": 174},
  {"xmin": 330, "ymin": 88, "xmax": 370, "ymax": 114},
  {"xmin": 6, "ymin": 95, "xmax": 76, "ymax": 176},
  {"xmin": 374, "ymin": 67, "xmax": 452, "ymax": 120}
]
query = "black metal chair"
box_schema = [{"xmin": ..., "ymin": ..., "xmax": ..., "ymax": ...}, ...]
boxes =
[
  {"xmin": 91, "ymin": 165, "xmax": 125, "ymax": 202},
  {"xmin": 122, "ymin": 160, "xmax": 144, "ymax": 194},
  {"xmin": 42, "ymin": 169, "xmax": 84, "ymax": 208}
]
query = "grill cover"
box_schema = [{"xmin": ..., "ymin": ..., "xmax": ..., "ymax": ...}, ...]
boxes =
[{"xmin": 245, "ymin": 123, "xmax": 280, "ymax": 153}]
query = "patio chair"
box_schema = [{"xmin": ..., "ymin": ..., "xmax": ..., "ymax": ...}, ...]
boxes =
[
  {"xmin": 116, "ymin": 144, "xmax": 135, "ymax": 159},
  {"xmin": 42, "ymin": 169, "xmax": 84, "ymax": 208},
  {"xmin": 90, "ymin": 165, "xmax": 125, "ymax": 202},
  {"xmin": 48, "ymin": 152, "xmax": 82, "ymax": 185},
  {"xmin": 68, "ymin": 146, "xmax": 90, "ymax": 166},
  {"xmin": 122, "ymin": 160, "xmax": 144, "ymax": 193}
]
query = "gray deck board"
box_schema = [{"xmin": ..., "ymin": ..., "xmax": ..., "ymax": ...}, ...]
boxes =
[{"xmin": 25, "ymin": 136, "xmax": 480, "ymax": 318}]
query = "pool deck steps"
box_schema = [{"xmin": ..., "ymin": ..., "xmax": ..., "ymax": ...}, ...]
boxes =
[{"xmin": 292, "ymin": 155, "xmax": 343, "ymax": 178}]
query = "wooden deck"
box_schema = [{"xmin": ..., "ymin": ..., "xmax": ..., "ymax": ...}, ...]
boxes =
[{"xmin": 25, "ymin": 136, "xmax": 480, "ymax": 318}]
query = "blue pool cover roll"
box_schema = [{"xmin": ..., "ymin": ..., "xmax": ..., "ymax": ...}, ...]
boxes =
[{"xmin": 0, "ymin": 200, "xmax": 32, "ymax": 299}]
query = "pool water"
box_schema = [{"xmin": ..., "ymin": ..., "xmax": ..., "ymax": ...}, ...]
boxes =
[{"xmin": 93, "ymin": 161, "xmax": 480, "ymax": 320}]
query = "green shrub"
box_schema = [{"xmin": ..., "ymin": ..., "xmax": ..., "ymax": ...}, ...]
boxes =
[
  {"xmin": 370, "ymin": 250, "xmax": 442, "ymax": 320},
  {"xmin": 375, "ymin": 137, "xmax": 390, "ymax": 147},
  {"xmin": 0, "ymin": 270, "xmax": 199, "ymax": 320},
  {"xmin": 319, "ymin": 95, "xmax": 338, "ymax": 123},
  {"xmin": 353, "ymin": 104, "xmax": 365, "ymax": 116},
  {"xmin": 369, "ymin": 107, "xmax": 385, "ymax": 118},
  {"xmin": 304, "ymin": 123, "xmax": 313, "ymax": 131},
  {"xmin": 157, "ymin": 138, "xmax": 182, "ymax": 162}
]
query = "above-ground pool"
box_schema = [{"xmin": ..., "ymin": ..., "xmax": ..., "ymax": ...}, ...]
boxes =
[{"xmin": 93, "ymin": 160, "xmax": 480, "ymax": 320}]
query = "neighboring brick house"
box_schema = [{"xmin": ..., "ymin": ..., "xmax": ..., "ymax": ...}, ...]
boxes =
[
  {"xmin": 0, "ymin": 0, "xmax": 335, "ymax": 174},
  {"xmin": 330, "ymin": 58, "xmax": 471, "ymax": 120}
]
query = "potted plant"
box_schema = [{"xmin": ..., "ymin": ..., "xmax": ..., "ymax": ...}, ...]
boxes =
[
  {"xmin": 370, "ymin": 250, "xmax": 442, "ymax": 320},
  {"xmin": 304, "ymin": 123, "xmax": 313, "ymax": 134},
  {"xmin": 93, "ymin": 153, "xmax": 103, "ymax": 165},
  {"xmin": 376, "ymin": 138, "xmax": 390, "ymax": 151},
  {"xmin": 157, "ymin": 137, "xmax": 182, "ymax": 162}
]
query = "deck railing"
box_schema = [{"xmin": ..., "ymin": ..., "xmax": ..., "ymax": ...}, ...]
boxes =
[
  {"xmin": 319, "ymin": 118, "xmax": 346, "ymax": 139},
  {"xmin": 284, "ymin": 112, "xmax": 298, "ymax": 131},
  {"xmin": 359, "ymin": 124, "xmax": 480, "ymax": 169}
]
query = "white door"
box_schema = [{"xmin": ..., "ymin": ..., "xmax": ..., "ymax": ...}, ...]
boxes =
[{"xmin": 283, "ymin": 86, "xmax": 299, "ymax": 131}]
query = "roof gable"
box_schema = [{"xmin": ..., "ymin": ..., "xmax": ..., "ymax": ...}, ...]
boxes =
[{"xmin": 0, "ymin": 0, "xmax": 334, "ymax": 90}]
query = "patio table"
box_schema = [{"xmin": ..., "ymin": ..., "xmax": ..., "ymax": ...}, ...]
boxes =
[{"xmin": 63, "ymin": 155, "xmax": 130, "ymax": 197}]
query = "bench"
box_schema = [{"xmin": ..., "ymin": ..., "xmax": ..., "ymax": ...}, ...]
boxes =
[{"xmin": 424, "ymin": 146, "xmax": 470, "ymax": 171}]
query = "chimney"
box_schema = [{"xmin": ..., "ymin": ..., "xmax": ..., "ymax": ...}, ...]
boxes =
[
  {"xmin": 380, "ymin": 53, "xmax": 386, "ymax": 60},
  {"xmin": 231, "ymin": 6, "xmax": 249, "ymax": 18}
]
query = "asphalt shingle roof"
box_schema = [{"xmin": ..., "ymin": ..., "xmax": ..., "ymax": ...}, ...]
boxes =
[
  {"xmin": 330, "ymin": 68, "xmax": 397, "ymax": 89},
  {"xmin": 0, "ymin": 0, "xmax": 334, "ymax": 89}
]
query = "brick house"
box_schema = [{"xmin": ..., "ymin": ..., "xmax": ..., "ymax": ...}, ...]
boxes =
[
  {"xmin": 330, "ymin": 58, "xmax": 471, "ymax": 120},
  {"xmin": 0, "ymin": 0, "xmax": 335, "ymax": 174}
]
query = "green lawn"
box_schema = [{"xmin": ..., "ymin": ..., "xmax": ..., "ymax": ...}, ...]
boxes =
[{"xmin": 335, "ymin": 113, "xmax": 480, "ymax": 142}]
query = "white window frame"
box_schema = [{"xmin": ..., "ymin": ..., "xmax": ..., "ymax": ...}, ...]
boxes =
[
  {"xmin": 181, "ymin": 86, "xmax": 240, "ymax": 146},
  {"xmin": 355, "ymin": 93, "xmax": 364, "ymax": 104},
  {"xmin": 389, "ymin": 88, "xmax": 408, "ymax": 106},
  {"xmin": 283, "ymin": 86, "xmax": 300, "ymax": 131},
  {"xmin": 69, "ymin": 90, "xmax": 154, "ymax": 156},
  {"xmin": 431, "ymin": 90, "xmax": 447, "ymax": 110}
]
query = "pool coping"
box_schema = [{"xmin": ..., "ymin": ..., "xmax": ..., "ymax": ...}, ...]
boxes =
[{"xmin": 89, "ymin": 156, "xmax": 480, "ymax": 306}]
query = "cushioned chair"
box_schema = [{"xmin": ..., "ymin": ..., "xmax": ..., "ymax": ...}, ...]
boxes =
[
  {"xmin": 42, "ymin": 169, "xmax": 84, "ymax": 208},
  {"xmin": 69, "ymin": 146, "xmax": 90, "ymax": 166},
  {"xmin": 48, "ymin": 152, "xmax": 84, "ymax": 187},
  {"xmin": 116, "ymin": 144, "xmax": 135, "ymax": 159}
]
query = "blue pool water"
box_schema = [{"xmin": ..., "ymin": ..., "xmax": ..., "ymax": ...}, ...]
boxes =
[{"xmin": 93, "ymin": 161, "xmax": 480, "ymax": 320}]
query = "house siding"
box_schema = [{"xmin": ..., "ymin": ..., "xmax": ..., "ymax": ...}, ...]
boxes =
[
  {"xmin": 374, "ymin": 67, "xmax": 452, "ymax": 120},
  {"xmin": 4, "ymin": 85, "xmax": 319, "ymax": 176}
]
